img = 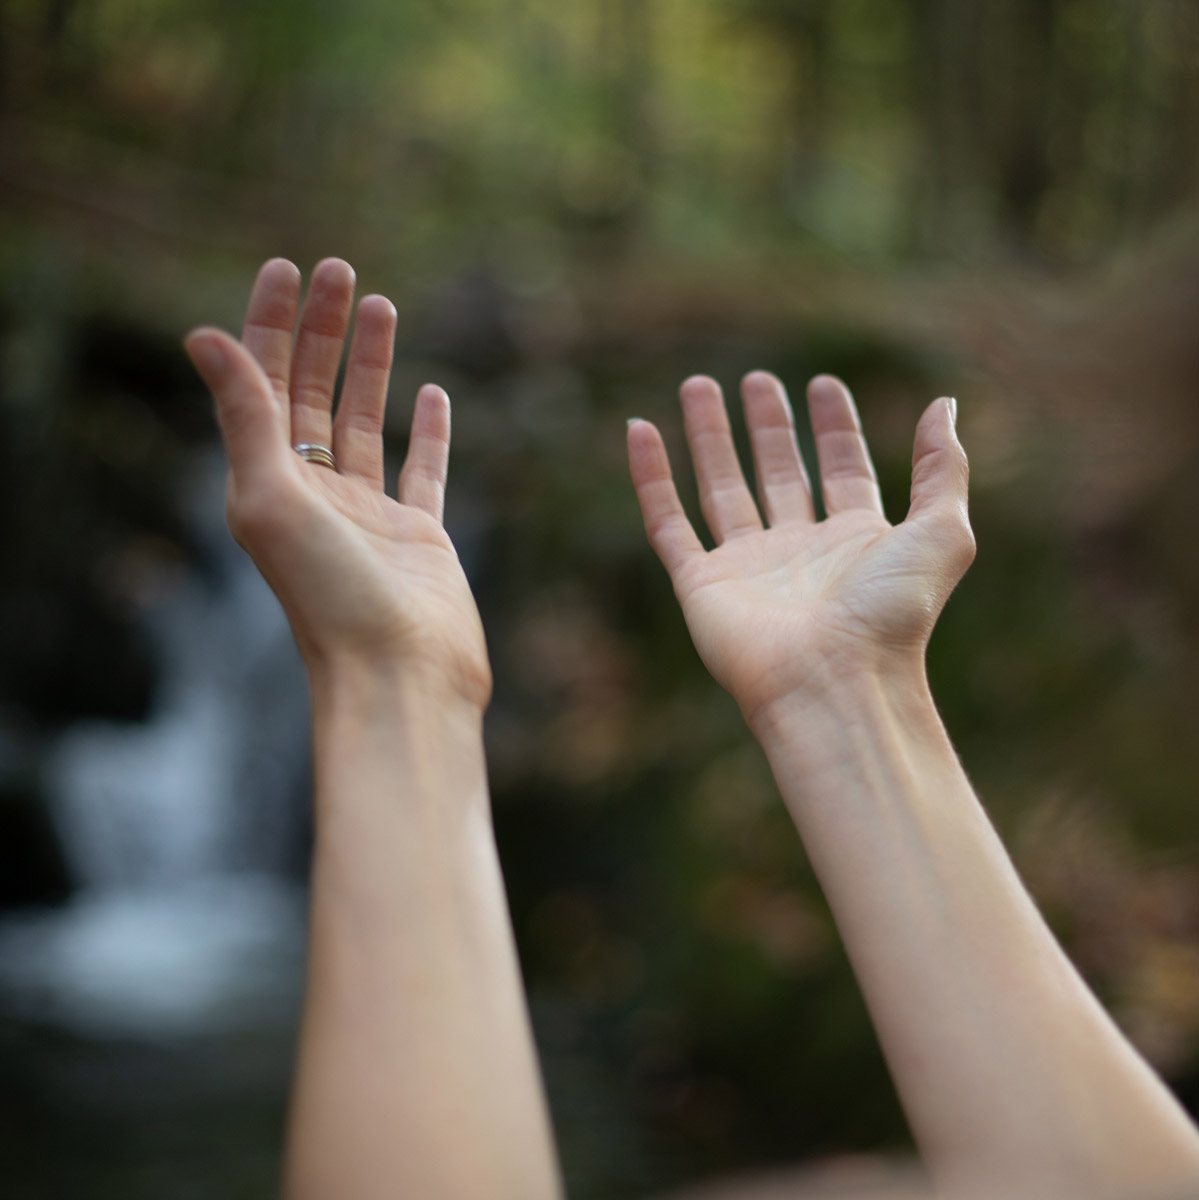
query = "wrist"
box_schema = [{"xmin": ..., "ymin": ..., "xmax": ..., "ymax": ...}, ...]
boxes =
[
  {"xmin": 307, "ymin": 650, "xmax": 492, "ymax": 835},
  {"xmin": 744, "ymin": 649, "xmax": 935, "ymax": 744},
  {"xmin": 307, "ymin": 649, "xmax": 490, "ymax": 729},
  {"xmin": 744, "ymin": 657, "xmax": 959, "ymax": 814}
]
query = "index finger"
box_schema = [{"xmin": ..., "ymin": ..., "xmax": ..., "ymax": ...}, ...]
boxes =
[
  {"xmin": 627, "ymin": 418, "xmax": 704, "ymax": 578},
  {"xmin": 241, "ymin": 258, "xmax": 301, "ymax": 421},
  {"xmin": 807, "ymin": 375, "xmax": 885, "ymax": 517}
]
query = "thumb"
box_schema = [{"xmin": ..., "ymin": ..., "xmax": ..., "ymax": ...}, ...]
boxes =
[
  {"xmin": 907, "ymin": 396, "xmax": 969, "ymax": 526},
  {"xmin": 185, "ymin": 327, "xmax": 288, "ymax": 486},
  {"xmin": 905, "ymin": 396, "xmax": 976, "ymax": 587}
]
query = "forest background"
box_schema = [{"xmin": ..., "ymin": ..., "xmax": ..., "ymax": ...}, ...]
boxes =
[{"xmin": 4, "ymin": 1, "xmax": 1199, "ymax": 1197}]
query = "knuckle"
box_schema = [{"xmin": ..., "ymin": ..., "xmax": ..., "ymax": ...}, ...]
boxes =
[
  {"xmin": 263, "ymin": 369, "xmax": 289, "ymax": 397},
  {"xmin": 336, "ymin": 409, "xmax": 382, "ymax": 437},
  {"xmin": 955, "ymin": 442, "xmax": 971, "ymax": 485},
  {"xmin": 957, "ymin": 523, "xmax": 978, "ymax": 569},
  {"xmin": 946, "ymin": 510, "xmax": 977, "ymax": 569},
  {"xmin": 929, "ymin": 504, "xmax": 976, "ymax": 569}
]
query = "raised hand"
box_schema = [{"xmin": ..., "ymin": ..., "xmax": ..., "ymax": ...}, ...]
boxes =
[
  {"xmin": 627, "ymin": 372, "xmax": 973, "ymax": 725},
  {"xmin": 185, "ymin": 258, "xmax": 490, "ymax": 709}
]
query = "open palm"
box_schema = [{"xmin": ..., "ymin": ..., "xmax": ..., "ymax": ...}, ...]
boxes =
[
  {"xmin": 185, "ymin": 258, "xmax": 490, "ymax": 708},
  {"xmin": 628, "ymin": 373, "xmax": 973, "ymax": 725}
]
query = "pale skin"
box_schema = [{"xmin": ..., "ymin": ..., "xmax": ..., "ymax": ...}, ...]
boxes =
[
  {"xmin": 186, "ymin": 257, "xmax": 561, "ymax": 1200},
  {"xmin": 628, "ymin": 376, "xmax": 1199, "ymax": 1200},
  {"xmin": 186, "ymin": 258, "xmax": 1199, "ymax": 1200}
]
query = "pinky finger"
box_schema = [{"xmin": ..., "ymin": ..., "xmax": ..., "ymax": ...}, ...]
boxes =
[
  {"xmin": 627, "ymin": 419, "xmax": 704, "ymax": 578},
  {"xmin": 398, "ymin": 385, "xmax": 451, "ymax": 521}
]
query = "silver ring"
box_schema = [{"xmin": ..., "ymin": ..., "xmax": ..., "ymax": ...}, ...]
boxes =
[{"xmin": 294, "ymin": 443, "xmax": 337, "ymax": 470}]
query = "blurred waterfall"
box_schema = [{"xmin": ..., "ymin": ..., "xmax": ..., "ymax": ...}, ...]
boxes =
[{"xmin": 0, "ymin": 453, "xmax": 309, "ymax": 1038}]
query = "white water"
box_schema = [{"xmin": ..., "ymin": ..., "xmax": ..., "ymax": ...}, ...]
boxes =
[{"xmin": 0, "ymin": 455, "xmax": 309, "ymax": 1038}]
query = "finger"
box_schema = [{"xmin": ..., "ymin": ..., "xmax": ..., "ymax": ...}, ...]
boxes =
[
  {"xmin": 907, "ymin": 396, "xmax": 975, "ymax": 587},
  {"xmin": 240, "ymin": 258, "xmax": 301, "ymax": 423},
  {"xmin": 740, "ymin": 371, "xmax": 815, "ymax": 525},
  {"xmin": 679, "ymin": 375, "xmax": 762, "ymax": 543},
  {"xmin": 185, "ymin": 328, "xmax": 290, "ymax": 488},
  {"xmin": 908, "ymin": 396, "xmax": 970, "ymax": 524},
  {"xmin": 627, "ymin": 419, "xmax": 704, "ymax": 577},
  {"xmin": 807, "ymin": 375, "xmax": 885, "ymax": 517},
  {"xmin": 333, "ymin": 295, "xmax": 397, "ymax": 489},
  {"xmin": 290, "ymin": 258, "xmax": 356, "ymax": 452},
  {"xmin": 398, "ymin": 385, "xmax": 451, "ymax": 522}
]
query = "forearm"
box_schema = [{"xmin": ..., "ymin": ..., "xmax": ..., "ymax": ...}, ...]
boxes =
[
  {"xmin": 752, "ymin": 665, "xmax": 1199, "ymax": 1198},
  {"xmin": 284, "ymin": 658, "xmax": 561, "ymax": 1200}
]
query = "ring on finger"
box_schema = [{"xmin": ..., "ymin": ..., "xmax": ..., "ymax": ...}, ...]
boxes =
[{"xmin": 293, "ymin": 443, "xmax": 337, "ymax": 470}]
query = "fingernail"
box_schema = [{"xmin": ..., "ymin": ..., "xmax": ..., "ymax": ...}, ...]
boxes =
[
  {"xmin": 947, "ymin": 396, "xmax": 958, "ymax": 427},
  {"xmin": 627, "ymin": 417, "xmax": 641, "ymax": 428}
]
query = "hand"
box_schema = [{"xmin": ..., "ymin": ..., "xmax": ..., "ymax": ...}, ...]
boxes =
[
  {"xmin": 627, "ymin": 372, "xmax": 973, "ymax": 725},
  {"xmin": 185, "ymin": 258, "xmax": 491, "ymax": 709}
]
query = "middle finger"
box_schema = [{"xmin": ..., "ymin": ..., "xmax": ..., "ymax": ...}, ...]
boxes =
[
  {"xmin": 679, "ymin": 375, "xmax": 763, "ymax": 544},
  {"xmin": 289, "ymin": 258, "xmax": 356, "ymax": 452}
]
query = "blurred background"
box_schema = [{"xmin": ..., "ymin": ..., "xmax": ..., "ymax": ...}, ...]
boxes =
[{"xmin": 3, "ymin": 0, "xmax": 1199, "ymax": 1196}]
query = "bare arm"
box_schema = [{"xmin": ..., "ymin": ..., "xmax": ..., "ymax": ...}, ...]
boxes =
[
  {"xmin": 628, "ymin": 372, "xmax": 1199, "ymax": 1199},
  {"xmin": 186, "ymin": 259, "xmax": 561, "ymax": 1200}
]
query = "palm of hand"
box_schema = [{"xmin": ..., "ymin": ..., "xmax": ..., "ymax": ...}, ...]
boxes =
[
  {"xmin": 628, "ymin": 373, "xmax": 972, "ymax": 721},
  {"xmin": 188, "ymin": 258, "xmax": 490, "ymax": 707},
  {"xmin": 256, "ymin": 473, "xmax": 488, "ymax": 700},
  {"xmin": 678, "ymin": 513, "xmax": 932, "ymax": 715}
]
